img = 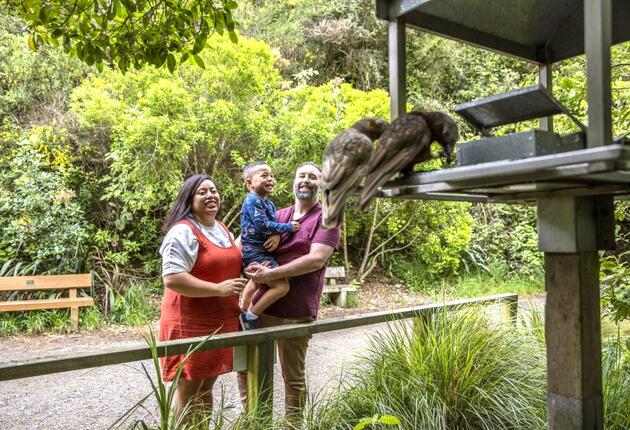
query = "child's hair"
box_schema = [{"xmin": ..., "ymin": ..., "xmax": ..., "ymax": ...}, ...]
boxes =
[{"xmin": 242, "ymin": 161, "xmax": 268, "ymax": 181}]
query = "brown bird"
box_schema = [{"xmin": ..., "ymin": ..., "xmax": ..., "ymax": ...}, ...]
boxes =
[
  {"xmin": 358, "ymin": 110, "xmax": 459, "ymax": 210},
  {"xmin": 321, "ymin": 117, "xmax": 389, "ymax": 228}
]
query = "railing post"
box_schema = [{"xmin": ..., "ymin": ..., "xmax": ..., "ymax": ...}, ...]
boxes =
[
  {"xmin": 501, "ymin": 295, "xmax": 518, "ymax": 326},
  {"xmin": 246, "ymin": 341, "xmax": 275, "ymax": 415}
]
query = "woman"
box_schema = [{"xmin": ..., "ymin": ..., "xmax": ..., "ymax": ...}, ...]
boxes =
[{"xmin": 159, "ymin": 174, "xmax": 247, "ymax": 415}]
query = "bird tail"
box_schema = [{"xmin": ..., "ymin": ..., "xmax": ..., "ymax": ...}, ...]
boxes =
[
  {"xmin": 322, "ymin": 189, "xmax": 346, "ymax": 229},
  {"xmin": 358, "ymin": 174, "xmax": 387, "ymax": 210}
]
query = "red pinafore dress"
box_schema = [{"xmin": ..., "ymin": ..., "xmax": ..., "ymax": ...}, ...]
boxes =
[{"xmin": 159, "ymin": 219, "xmax": 242, "ymax": 381}]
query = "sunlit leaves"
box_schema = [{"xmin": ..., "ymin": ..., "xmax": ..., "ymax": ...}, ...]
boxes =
[{"xmin": 7, "ymin": 0, "xmax": 241, "ymax": 73}]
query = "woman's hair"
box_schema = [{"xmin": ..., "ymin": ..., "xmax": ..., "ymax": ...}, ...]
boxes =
[{"xmin": 162, "ymin": 174, "xmax": 212, "ymax": 233}]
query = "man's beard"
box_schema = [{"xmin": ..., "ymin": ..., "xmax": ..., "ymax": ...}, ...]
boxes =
[{"xmin": 295, "ymin": 185, "xmax": 318, "ymax": 200}]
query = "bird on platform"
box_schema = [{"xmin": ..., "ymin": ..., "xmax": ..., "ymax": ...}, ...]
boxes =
[
  {"xmin": 357, "ymin": 110, "xmax": 459, "ymax": 210},
  {"xmin": 321, "ymin": 117, "xmax": 389, "ymax": 228}
]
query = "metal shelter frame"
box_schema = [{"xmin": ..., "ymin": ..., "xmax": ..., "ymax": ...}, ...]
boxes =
[{"xmin": 375, "ymin": 1, "xmax": 630, "ymax": 428}]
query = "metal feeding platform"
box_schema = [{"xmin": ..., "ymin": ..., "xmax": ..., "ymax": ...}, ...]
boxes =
[
  {"xmin": 377, "ymin": 84, "xmax": 630, "ymax": 204},
  {"xmin": 379, "ymin": 144, "xmax": 630, "ymax": 203},
  {"xmin": 375, "ymin": 1, "xmax": 630, "ymax": 428}
]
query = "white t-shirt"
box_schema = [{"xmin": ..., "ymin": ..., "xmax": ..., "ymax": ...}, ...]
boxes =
[{"xmin": 160, "ymin": 217, "xmax": 234, "ymax": 276}]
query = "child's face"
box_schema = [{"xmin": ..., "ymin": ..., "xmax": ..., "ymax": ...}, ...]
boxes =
[{"xmin": 247, "ymin": 164, "xmax": 275, "ymax": 197}]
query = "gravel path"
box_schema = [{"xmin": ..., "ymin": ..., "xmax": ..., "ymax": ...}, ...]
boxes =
[
  {"xmin": 0, "ymin": 290, "xmax": 535, "ymax": 429},
  {"xmin": 0, "ymin": 323, "xmax": 389, "ymax": 429}
]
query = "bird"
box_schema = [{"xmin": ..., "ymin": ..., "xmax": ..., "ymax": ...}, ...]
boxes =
[
  {"xmin": 357, "ymin": 110, "xmax": 459, "ymax": 210},
  {"xmin": 321, "ymin": 117, "xmax": 389, "ymax": 228}
]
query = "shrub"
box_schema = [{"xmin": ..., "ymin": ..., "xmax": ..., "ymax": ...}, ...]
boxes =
[{"xmin": 314, "ymin": 308, "xmax": 547, "ymax": 429}]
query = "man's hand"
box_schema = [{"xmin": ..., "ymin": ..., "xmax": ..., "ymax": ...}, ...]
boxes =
[
  {"xmin": 244, "ymin": 263, "xmax": 273, "ymax": 284},
  {"xmin": 217, "ymin": 278, "xmax": 248, "ymax": 296},
  {"xmin": 291, "ymin": 221, "xmax": 301, "ymax": 232},
  {"xmin": 264, "ymin": 234, "xmax": 281, "ymax": 251}
]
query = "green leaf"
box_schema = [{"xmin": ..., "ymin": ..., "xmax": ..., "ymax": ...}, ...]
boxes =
[
  {"xmin": 193, "ymin": 54, "xmax": 205, "ymax": 69},
  {"xmin": 353, "ymin": 418, "xmax": 372, "ymax": 430},
  {"xmin": 192, "ymin": 33, "xmax": 207, "ymax": 55},
  {"xmin": 379, "ymin": 415, "xmax": 401, "ymax": 425},
  {"xmin": 179, "ymin": 52, "xmax": 190, "ymax": 64},
  {"xmin": 166, "ymin": 53, "xmax": 176, "ymax": 73},
  {"xmin": 38, "ymin": 7, "xmax": 49, "ymax": 24},
  {"xmin": 228, "ymin": 30, "xmax": 238, "ymax": 44},
  {"xmin": 27, "ymin": 33, "xmax": 38, "ymax": 51}
]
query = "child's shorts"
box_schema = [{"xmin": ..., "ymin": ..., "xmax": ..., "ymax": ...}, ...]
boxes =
[{"xmin": 242, "ymin": 244, "xmax": 279, "ymax": 269}]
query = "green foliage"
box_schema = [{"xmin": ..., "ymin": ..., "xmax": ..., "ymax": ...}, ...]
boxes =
[
  {"xmin": 464, "ymin": 204, "xmax": 542, "ymax": 280},
  {"xmin": 603, "ymin": 336, "xmax": 630, "ymax": 429},
  {"xmin": 314, "ymin": 308, "xmax": 547, "ymax": 429},
  {"xmin": 80, "ymin": 306, "xmax": 104, "ymax": 330},
  {"xmin": 0, "ymin": 15, "xmax": 88, "ymax": 124},
  {"xmin": 70, "ymin": 34, "xmax": 282, "ymax": 268},
  {"xmin": 441, "ymin": 270, "xmax": 544, "ymax": 299},
  {"xmin": 237, "ymin": 0, "xmax": 387, "ymax": 90},
  {"xmin": 0, "ymin": 125, "xmax": 91, "ymax": 273},
  {"xmin": 110, "ymin": 283, "xmax": 156, "ymax": 326},
  {"xmin": 6, "ymin": 0, "xmax": 240, "ymax": 73},
  {"xmin": 0, "ymin": 312, "xmax": 21, "ymax": 336},
  {"xmin": 354, "ymin": 414, "xmax": 400, "ymax": 430}
]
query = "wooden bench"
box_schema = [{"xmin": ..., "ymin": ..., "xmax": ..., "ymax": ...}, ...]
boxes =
[
  {"xmin": 0, "ymin": 274, "xmax": 94, "ymax": 331},
  {"xmin": 323, "ymin": 266, "xmax": 357, "ymax": 307}
]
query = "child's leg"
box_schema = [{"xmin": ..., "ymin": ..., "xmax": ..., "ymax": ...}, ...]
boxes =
[
  {"xmin": 249, "ymin": 278, "xmax": 290, "ymax": 316},
  {"xmin": 241, "ymin": 279, "xmax": 256, "ymax": 311}
]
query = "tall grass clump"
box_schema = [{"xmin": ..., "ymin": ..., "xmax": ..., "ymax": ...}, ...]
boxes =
[
  {"xmin": 603, "ymin": 334, "xmax": 630, "ymax": 430},
  {"xmin": 314, "ymin": 307, "xmax": 547, "ymax": 429}
]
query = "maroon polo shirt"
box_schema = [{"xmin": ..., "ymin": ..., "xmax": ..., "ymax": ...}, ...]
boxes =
[{"xmin": 252, "ymin": 203, "xmax": 340, "ymax": 319}]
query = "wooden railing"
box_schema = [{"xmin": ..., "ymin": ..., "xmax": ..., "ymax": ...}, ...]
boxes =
[{"xmin": 0, "ymin": 293, "xmax": 518, "ymax": 416}]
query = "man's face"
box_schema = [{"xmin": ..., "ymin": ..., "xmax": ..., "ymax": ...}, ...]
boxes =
[{"xmin": 293, "ymin": 164, "xmax": 320, "ymax": 201}]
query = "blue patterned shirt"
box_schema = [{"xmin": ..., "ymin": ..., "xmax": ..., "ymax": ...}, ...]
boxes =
[{"xmin": 240, "ymin": 192, "xmax": 294, "ymax": 247}]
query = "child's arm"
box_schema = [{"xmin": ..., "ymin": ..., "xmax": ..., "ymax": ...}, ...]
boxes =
[{"xmin": 248, "ymin": 196, "xmax": 297, "ymax": 234}]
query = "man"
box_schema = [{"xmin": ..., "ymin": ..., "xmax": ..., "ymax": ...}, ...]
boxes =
[{"xmin": 238, "ymin": 161, "xmax": 340, "ymax": 425}]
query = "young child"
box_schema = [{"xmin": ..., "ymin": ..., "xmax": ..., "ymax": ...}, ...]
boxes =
[{"xmin": 239, "ymin": 162, "xmax": 300, "ymax": 329}]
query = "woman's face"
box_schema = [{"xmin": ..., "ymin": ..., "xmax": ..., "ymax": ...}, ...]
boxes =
[{"xmin": 191, "ymin": 180, "xmax": 220, "ymax": 221}]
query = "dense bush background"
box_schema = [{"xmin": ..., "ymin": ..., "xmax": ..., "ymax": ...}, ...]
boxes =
[{"xmin": 1, "ymin": 0, "xmax": 629, "ymax": 326}]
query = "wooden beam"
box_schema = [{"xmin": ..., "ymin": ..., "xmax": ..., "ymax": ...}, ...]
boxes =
[
  {"xmin": 0, "ymin": 274, "xmax": 92, "ymax": 291},
  {"xmin": 0, "ymin": 297, "xmax": 94, "ymax": 312},
  {"xmin": 0, "ymin": 294, "xmax": 517, "ymax": 382}
]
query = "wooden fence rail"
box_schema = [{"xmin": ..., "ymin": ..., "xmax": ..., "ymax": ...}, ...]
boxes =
[
  {"xmin": 0, "ymin": 293, "xmax": 517, "ymax": 385},
  {"xmin": 0, "ymin": 294, "xmax": 518, "ymax": 381}
]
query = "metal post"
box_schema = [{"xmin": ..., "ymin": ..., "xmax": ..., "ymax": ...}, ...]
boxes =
[
  {"xmin": 538, "ymin": 63, "xmax": 553, "ymax": 132},
  {"xmin": 585, "ymin": 0, "xmax": 612, "ymax": 147},
  {"xmin": 389, "ymin": 17, "xmax": 406, "ymax": 120},
  {"xmin": 246, "ymin": 341, "xmax": 275, "ymax": 414}
]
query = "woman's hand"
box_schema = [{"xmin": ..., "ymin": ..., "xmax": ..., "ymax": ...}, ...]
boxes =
[
  {"xmin": 264, "ymin": 234, "xmax": 281, "ymax": 251},
  {"xmin": 216, "ymin": 277, "xmax": 248, "ymax": 296}
]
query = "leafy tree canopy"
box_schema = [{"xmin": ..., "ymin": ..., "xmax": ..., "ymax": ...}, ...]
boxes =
[{"xmin": 4, "ymin": 0, "xmax": 239, "ymax": 72}]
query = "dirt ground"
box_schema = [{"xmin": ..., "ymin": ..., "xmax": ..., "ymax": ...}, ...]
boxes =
[{"xmin": 0, "ymin": 278, "xmax": 433, "ymax": 429}]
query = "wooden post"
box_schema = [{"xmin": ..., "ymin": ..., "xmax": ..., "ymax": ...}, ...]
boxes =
[
  {"xmin": 69, "ymin": 288, "xmax": 79, "ymax": 331},
  {"xmin": 501, "ymin": 294, "xmax": 518, "ymax": 325},
  {"xmin": 246, "ymin": 341, "xmax": 275, "ymax": 415},
  {"xmin": 544, "ymin": 253, "xmax": 603, "ymax": 429}
]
